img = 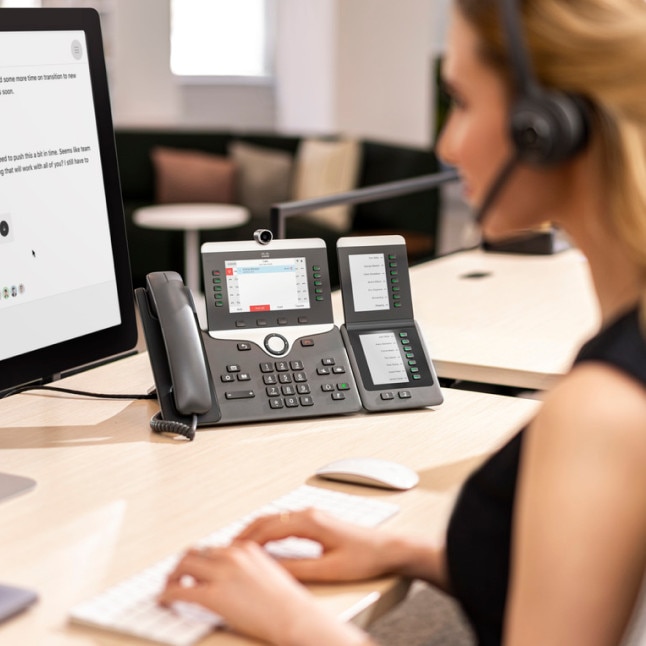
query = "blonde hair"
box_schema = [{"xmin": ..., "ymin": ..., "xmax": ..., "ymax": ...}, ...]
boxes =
[{"xmin": 457, "ymin": 0, "xmax": 646, "ymax": 308}]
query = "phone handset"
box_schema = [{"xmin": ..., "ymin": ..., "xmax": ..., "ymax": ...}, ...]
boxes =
[{"xmin": 141, "ymin": 272, "xmax": 216, "ymax": 439}]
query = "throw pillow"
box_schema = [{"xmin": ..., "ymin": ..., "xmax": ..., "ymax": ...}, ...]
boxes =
[
  {"xmin": 228, "ymin": 141, "xmax": 294, "ymax": 220},
  {"xmin": 292, "ymin": 138, "xmax": 362, "ymax": 233},
  {"xmin": 150, "ymin": 146, "xmax": 236, "ymax": 204}
]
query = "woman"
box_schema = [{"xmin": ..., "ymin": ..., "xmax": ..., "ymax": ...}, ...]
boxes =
[{"xmin": 160, "ymin": 1, "xmax": 646, "ymax": 644}]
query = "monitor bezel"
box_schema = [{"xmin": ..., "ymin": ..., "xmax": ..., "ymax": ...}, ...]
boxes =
[{"xmin": 0, "ymin": 8, "xmax": 138, "ymax": 394}]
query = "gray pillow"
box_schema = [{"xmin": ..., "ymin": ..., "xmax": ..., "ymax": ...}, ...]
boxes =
[{"xmin": 228, "ymin": 141, "xmax": 293, "ymax": 220}]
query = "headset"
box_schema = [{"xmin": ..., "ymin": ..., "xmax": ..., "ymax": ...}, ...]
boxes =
[
  {"xmin": 476, "ymin": 0, "xmax": 591, "ymax": 223},
  {"xmin": 502, "ymin": 0, "xmax": 589, "ymax": 165}
]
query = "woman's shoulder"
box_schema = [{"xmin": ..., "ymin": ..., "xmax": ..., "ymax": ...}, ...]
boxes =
[
  {"xmin": 530, "ymin": 360, "xmax": 646, "ymax": 475},
  {"xmin": 551, "ymin": 303, "xmax": 646, "ymax": 450},
  {"xmin": 575, "ymin": 306, "xmax": 646, "ymax": 385}
]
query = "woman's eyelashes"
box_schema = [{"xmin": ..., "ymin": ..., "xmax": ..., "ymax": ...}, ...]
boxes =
[{"xmin": 440, "ymin": 80, "xmax": 467, "ymax": 111}]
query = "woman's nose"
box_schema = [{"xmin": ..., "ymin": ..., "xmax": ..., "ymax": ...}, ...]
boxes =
[{"xmin": 435, "ymin": 119, "xmax": 456, "ymax": 167}]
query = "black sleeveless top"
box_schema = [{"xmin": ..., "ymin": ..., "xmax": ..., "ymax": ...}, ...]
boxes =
[{"xmin": 446, "ymin": 307, "xmax": 646, "ymax": 646}]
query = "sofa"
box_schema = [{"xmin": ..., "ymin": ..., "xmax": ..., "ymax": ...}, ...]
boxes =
[{"xmin": 114, "ymin": 128, "xmax": 442, "ymax": 288}]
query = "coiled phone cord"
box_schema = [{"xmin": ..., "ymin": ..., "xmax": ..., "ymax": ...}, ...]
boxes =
[{"xmin": 149, "ymin": 412, "xmax": 197, "ymax": 441}]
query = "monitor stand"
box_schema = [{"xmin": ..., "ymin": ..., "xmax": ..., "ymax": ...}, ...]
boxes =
[{"xmin": 0, "ymin": 473, "xmax": 36, "ymax": 503}]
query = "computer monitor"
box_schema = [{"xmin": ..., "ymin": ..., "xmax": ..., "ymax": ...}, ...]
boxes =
[{"xmin": 0, "ymin": 8, "xmax": 138, "ymax": 396}]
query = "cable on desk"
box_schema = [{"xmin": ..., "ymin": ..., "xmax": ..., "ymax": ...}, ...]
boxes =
[
  {"xmin": 2, "ymin": 384, "xmax": 196, "ymax": 441},
  {"xmin": 0, "ymin": 384, "xmax": 157, "ymax": 400}
]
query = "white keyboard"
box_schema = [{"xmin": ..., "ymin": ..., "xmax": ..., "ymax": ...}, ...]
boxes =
[{"xmin": 70, "ymin": 485, "xmax": 399, "ymax": 646}]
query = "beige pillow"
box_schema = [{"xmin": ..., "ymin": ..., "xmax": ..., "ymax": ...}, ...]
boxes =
[
  {"xmin": 228, "ymin": 141, "xmax": 293, "ymax": 220},
  {"xmin": 151, "ymin": 146, "xmax": 236, "ymax": 204},
  {"xmin": 292, "ymin": 138, "xmax": 362, "ymax": 233}
]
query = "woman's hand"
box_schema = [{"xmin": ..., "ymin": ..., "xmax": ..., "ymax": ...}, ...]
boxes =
[
  {"xmin": 159, "ymin": 540, "xmax": 372, "ymax": 646},
  {"xmin": 236, "ymin": 508, "xmax": 393, "ymax": 582}
]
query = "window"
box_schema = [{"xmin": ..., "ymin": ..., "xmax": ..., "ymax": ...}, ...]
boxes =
[{"xmin": 170, "ymin": 0, "xmax": 271, "ymax": 79}]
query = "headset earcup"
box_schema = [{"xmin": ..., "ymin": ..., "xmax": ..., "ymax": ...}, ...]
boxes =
[{"xmin": 510, "ymin": 92, "xmax": 589, "ymax": 166}]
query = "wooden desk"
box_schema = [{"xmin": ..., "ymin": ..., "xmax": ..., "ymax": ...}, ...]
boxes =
[
  {"xmin": 332, "ymin": 248, "xmax": 600, "ymax": 392},
  {"xmin": 0, "ymin": 352, "xmax": 539, "ymax": 645}
]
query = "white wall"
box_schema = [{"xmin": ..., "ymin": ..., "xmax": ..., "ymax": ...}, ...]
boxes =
[
  {"xmin": 336, "ymin": 0, "xmax": 434, "ymax": 146},
  {"xmin": 108, "ymin": 0, "xmax": 451, "ymax": 146},
  {"xmin": 274, "ymin": 0, "xmax": 338, "ymax": 135},
  {"xmin": 111, "ymin": 0, "xmax": 179, "ymax": 126}
]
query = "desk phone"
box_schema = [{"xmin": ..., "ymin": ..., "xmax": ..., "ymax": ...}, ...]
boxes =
[
  {"xmin": 337, "ymin": 235, "xmax": 443, "ymax": 411},
  {"xmin": 136, "ymin": 237, "xmax": 361, "ymax": 434}
]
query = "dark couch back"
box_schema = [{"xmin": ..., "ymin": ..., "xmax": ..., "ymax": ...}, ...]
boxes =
[
  {"xmin": 114, "ymin": 128, "xmax": 441, "ymax": 287},
  {"xmin": 115, "ymin": 130, "xmax": 302, "ymax": 203}
]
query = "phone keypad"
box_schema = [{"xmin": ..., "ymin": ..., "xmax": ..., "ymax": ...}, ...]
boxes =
[{"xmin": 217, "ymin": 357, "xmax": 353, "ymax": 411}]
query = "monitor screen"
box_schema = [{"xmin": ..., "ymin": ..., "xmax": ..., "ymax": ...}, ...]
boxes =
[{"xmin": 0, "ymin": 9, "xmax": 137, "ymax": 394}]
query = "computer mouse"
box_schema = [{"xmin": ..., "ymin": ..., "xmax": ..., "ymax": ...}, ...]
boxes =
[{"xmin": 315, "ymin": 457, "xmax": 419, "ymax": 491}]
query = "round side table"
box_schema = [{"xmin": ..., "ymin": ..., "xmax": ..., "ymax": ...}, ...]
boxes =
[{"xmin": 133, "ymin": 203, "xmax": 250, "ymax": 295}]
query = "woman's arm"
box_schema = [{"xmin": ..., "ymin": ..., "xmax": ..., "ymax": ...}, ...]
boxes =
[{"xmin": 504, "ymin": 363, "xmax": 646, "ymax": 646}]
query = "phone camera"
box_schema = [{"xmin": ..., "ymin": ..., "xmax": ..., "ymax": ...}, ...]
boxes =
[
  {"xmin": 254, "ymin": 229, "xmax": 273, "ymax": 245},
  {"xmin": 0, "ymin": 221, "xmax": 9, "ymax": 238}
]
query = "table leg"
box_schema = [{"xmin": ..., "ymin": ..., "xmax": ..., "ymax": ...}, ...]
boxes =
[{"xmin": 184, "ymin": 229, "xmax": 200, "ymax": 295}]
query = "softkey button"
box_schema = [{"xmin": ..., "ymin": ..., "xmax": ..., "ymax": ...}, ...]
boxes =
[
  {"xmin": 398, "ymin": 391, "xmax": 412, "ymax": 399},
  {"xmin": 380, "ymin": 392, "xmax": 395, "ymax": 401}
]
